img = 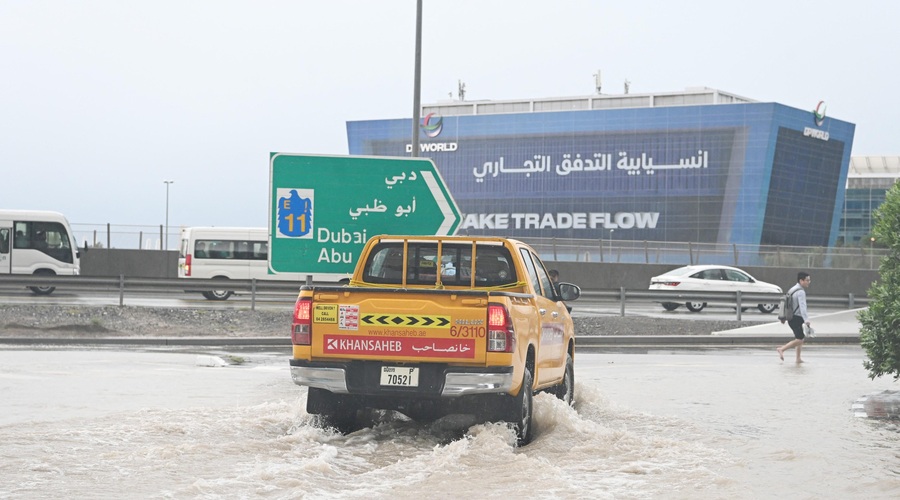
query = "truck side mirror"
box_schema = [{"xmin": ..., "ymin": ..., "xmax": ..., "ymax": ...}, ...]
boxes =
[{"xmin": 557, "ymin": 282, "xmax": 581, "ymax": 301}]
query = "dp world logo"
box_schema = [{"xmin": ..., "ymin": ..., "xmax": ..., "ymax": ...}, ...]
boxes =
[
  {"xmin": 813, "ymin": 101, "xmax": 827, "ymax": 126},
  {"xmin": 421, "ymin": 113, "xmax": 443, "ymax": 138}
]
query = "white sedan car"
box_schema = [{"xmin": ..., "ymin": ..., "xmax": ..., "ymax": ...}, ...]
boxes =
[{"xmin": 649, "ymin": 265, "xmax": 782, "ymax": 313}]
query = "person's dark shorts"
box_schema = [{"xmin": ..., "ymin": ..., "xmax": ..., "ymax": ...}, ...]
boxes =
[{"xmin": 788, "ymin": 316, "xmax": 805, "ymax": 340}]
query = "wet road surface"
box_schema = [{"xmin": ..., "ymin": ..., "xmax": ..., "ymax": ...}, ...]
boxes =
[{"xmin": 1, "ymin": 346, "xmax": 897, "ymax": 499}]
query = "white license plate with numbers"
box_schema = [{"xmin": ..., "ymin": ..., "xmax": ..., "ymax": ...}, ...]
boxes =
[{"xmin": 380, "ymin": 366, "xmax": 419, "ymax": 387}]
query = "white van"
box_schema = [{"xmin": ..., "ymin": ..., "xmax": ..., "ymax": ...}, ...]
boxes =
[
  {"xmin": 178, "ymin": 227, "xmax": 345, "ymax": 300},
  {"xmin": 0, "ymin": 210, "xmax": 81, "ymax": 295}
]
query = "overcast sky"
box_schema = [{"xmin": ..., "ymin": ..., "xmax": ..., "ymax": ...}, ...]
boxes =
[{"xmin": 2, "ymin": 1, "xmax": 897, "ymax": 234}]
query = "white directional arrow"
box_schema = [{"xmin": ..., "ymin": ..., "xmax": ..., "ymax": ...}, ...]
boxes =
[{"xmin": 420, "ymin": 170, "xmax": 457, "ymax": 235}]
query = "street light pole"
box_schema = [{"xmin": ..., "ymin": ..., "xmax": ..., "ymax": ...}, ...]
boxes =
[
  {"xmin": 164, "ymin": 180, "xmax": 174, "ymax": 250},
  {"xmin": 870, "ymin": 237, "xmax": 876, "ymax": 269},
  {"xmin": 609, "ymin": 229, "xmax": 614, "ymax": 261}
]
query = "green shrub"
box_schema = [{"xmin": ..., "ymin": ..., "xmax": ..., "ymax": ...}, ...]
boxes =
[{"xmin": 859, "ymin": 182, "xmax": 900, "ymax": 380}]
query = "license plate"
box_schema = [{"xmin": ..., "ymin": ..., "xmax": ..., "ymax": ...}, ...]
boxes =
[{"xmin": 380, "ymin": 366, "xmax": 419, "ymax": 387}]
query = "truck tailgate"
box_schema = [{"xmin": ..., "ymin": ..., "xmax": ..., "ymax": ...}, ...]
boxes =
[{"xmin": 308, "ymin": 288, "xmax": 490, "ymax": 364}]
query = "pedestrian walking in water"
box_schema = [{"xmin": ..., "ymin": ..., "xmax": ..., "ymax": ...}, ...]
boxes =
[{"xmin": 777, "ymin": 272, "xmax": 812, "ymax": 363}]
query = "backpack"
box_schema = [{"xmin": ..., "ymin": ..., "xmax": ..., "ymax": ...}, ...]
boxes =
[{"xmin": 777, "ymin": 289, "xmax": 797, "ymax": 322}]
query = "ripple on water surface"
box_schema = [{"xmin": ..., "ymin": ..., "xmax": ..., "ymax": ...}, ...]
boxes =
[{"xmin": 0, "ymin": 382, "xmax": 744, "ymax": 499}]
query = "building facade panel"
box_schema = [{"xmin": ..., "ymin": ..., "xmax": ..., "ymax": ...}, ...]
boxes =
[{"xmin": 347, "ymin": 99, "xmax": 855, "ymax": 249}]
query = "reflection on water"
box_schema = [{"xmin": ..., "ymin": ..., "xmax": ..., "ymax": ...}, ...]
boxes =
[
  {"xmin": 854, "ymin": 390, "xmax": 900, "ymax": 419},
  {"xmin": 0, "ymin": 348, "xmax": 898, "ymax": 499},
  {"xmin": 578, "ymin": 349, "xmax": 900, "ymax": 499}
]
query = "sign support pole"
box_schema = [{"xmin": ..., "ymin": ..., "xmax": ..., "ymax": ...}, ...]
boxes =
[{"xmin": 411, "ymin": 0, "xmax": 422, "ymax": 158}]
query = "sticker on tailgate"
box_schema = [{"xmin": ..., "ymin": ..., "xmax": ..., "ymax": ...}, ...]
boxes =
[
  {"xmin": 361, "ymin": 314, "xmax": 450, "ymax": 328},
  {"xmin": 339, "ymin": 305, "xmax": 359, "ymax": 330},
  {"xmin": 313, "ymin": 304, "xmax": 360, "ymax": 330},
  {"xmin": 323, "ymin": 335, "xmax": 475, "ymax": 358},
  {"xmin": 313, "ymin": 304, "xmax": 337, "ymax": 324}
]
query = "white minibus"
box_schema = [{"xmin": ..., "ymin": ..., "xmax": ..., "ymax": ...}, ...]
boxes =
[
  {"xmin": 178, "ymin": 227, "xmax": 345, "ymax": 300},
  {"xmin": 0, "ymin": 210, "xmax": 80, "ymax": 295}
]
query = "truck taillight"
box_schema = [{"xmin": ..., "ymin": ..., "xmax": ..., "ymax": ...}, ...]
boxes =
[
  {"xmin": 292, "ymin": 298, "xmax": 312, "ymax": 345},
  {"xmin": 487, "ymin": 304, "xmax": 515, "ymax": 353},
  {"xmin": 184, "ymin": 254, "xmax": 192, "ymax": 276}
]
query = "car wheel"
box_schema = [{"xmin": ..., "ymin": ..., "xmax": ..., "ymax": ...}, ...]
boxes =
[
  {"xmin": 685, "ymin": 302, "xmax": 706, "ymax": 312},
  {"xmin": 554, "ymin": 353, "xmax": 575, "ymax": 407},
  {"xmin": 506, "ymin": 367, "xmax": 534, "ymax": 446},
  {"xmin": 205, "ymin": 289, "xmax": 233, "ymax": 300},
  {"xmin": 757, "ymin": 303, "xmax": 777, "ymax": 314},
  {"xmin": 203, "ymin": 277, "xmax": 233, "ymax": 300},
  {"xmin": 29, "ymin": 269, "xmax": 56, "ymax": 296},
  {"xmin": 661, "ymin": 302, "xmax": 680, "ymax": 311}
]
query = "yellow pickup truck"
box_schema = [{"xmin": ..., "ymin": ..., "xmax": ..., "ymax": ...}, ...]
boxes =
[{"xmin": 289, "ymin": 235, "xmax": 580, "ymax": 445}]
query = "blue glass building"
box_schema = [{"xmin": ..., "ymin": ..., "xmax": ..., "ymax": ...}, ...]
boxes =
[
  {"xmin": 347, "ymin": 88, "xmax": 855, "ymax": 249},
  {"xmin": 841, "ymin": 156, "xmax": 900, "ymax": 245}
]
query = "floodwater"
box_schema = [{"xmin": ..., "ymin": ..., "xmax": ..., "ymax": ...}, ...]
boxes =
[{"xmin": 0, "ymin": 347, "xmax": 898, "ymax": 499}]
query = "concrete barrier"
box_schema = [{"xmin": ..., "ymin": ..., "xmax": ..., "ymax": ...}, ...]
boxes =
[{"xmin": 80, "ymin": 249, "xmax": 879, "ymax": 296}]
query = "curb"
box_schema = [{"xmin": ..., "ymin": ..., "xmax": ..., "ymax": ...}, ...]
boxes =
[
  {"xmin": 0, "ymin": 337, "xmax": 292, "ymax": 347},
  {"xmin": 0, "ymin": 335, "xmax": 860, "ymax": 348},
  {"xmin": 575, "ymin": 334, "xmax": 860, "ymax": 348}
]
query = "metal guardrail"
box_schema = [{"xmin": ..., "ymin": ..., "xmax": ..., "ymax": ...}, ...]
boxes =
[
  {"xmin": 523, "ymin": 236, "xmax": 888, "ymax": 270},
  {"xmin": 579, "ymin": 289, "xmax": 866, "ymax": 322},
  {"xmin": 0, "ymin": 275, "xmax": 310, "ymax": 310},
  {"xmin": 0, "ymin": 275, "xmax": 867, "ymax": 320}
]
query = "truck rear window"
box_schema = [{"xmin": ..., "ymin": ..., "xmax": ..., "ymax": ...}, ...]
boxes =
[{"xmin": 362, "ymin": 242, "xmax": 517, "ymax": 287}]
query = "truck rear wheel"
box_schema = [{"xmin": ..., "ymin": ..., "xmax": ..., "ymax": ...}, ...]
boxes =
[
  {"xmin": 506, "ymin": 367, "xmax": 534, "ymax": 446},
  {"xmin": 306, "ymin": 387, "xmax": 360, "ymax": 433}
]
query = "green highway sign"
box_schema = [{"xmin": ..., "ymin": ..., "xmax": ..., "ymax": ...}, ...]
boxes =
[{"xmin": 268, "ymin": 153, "xmax": 461, "ymax": 275}]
